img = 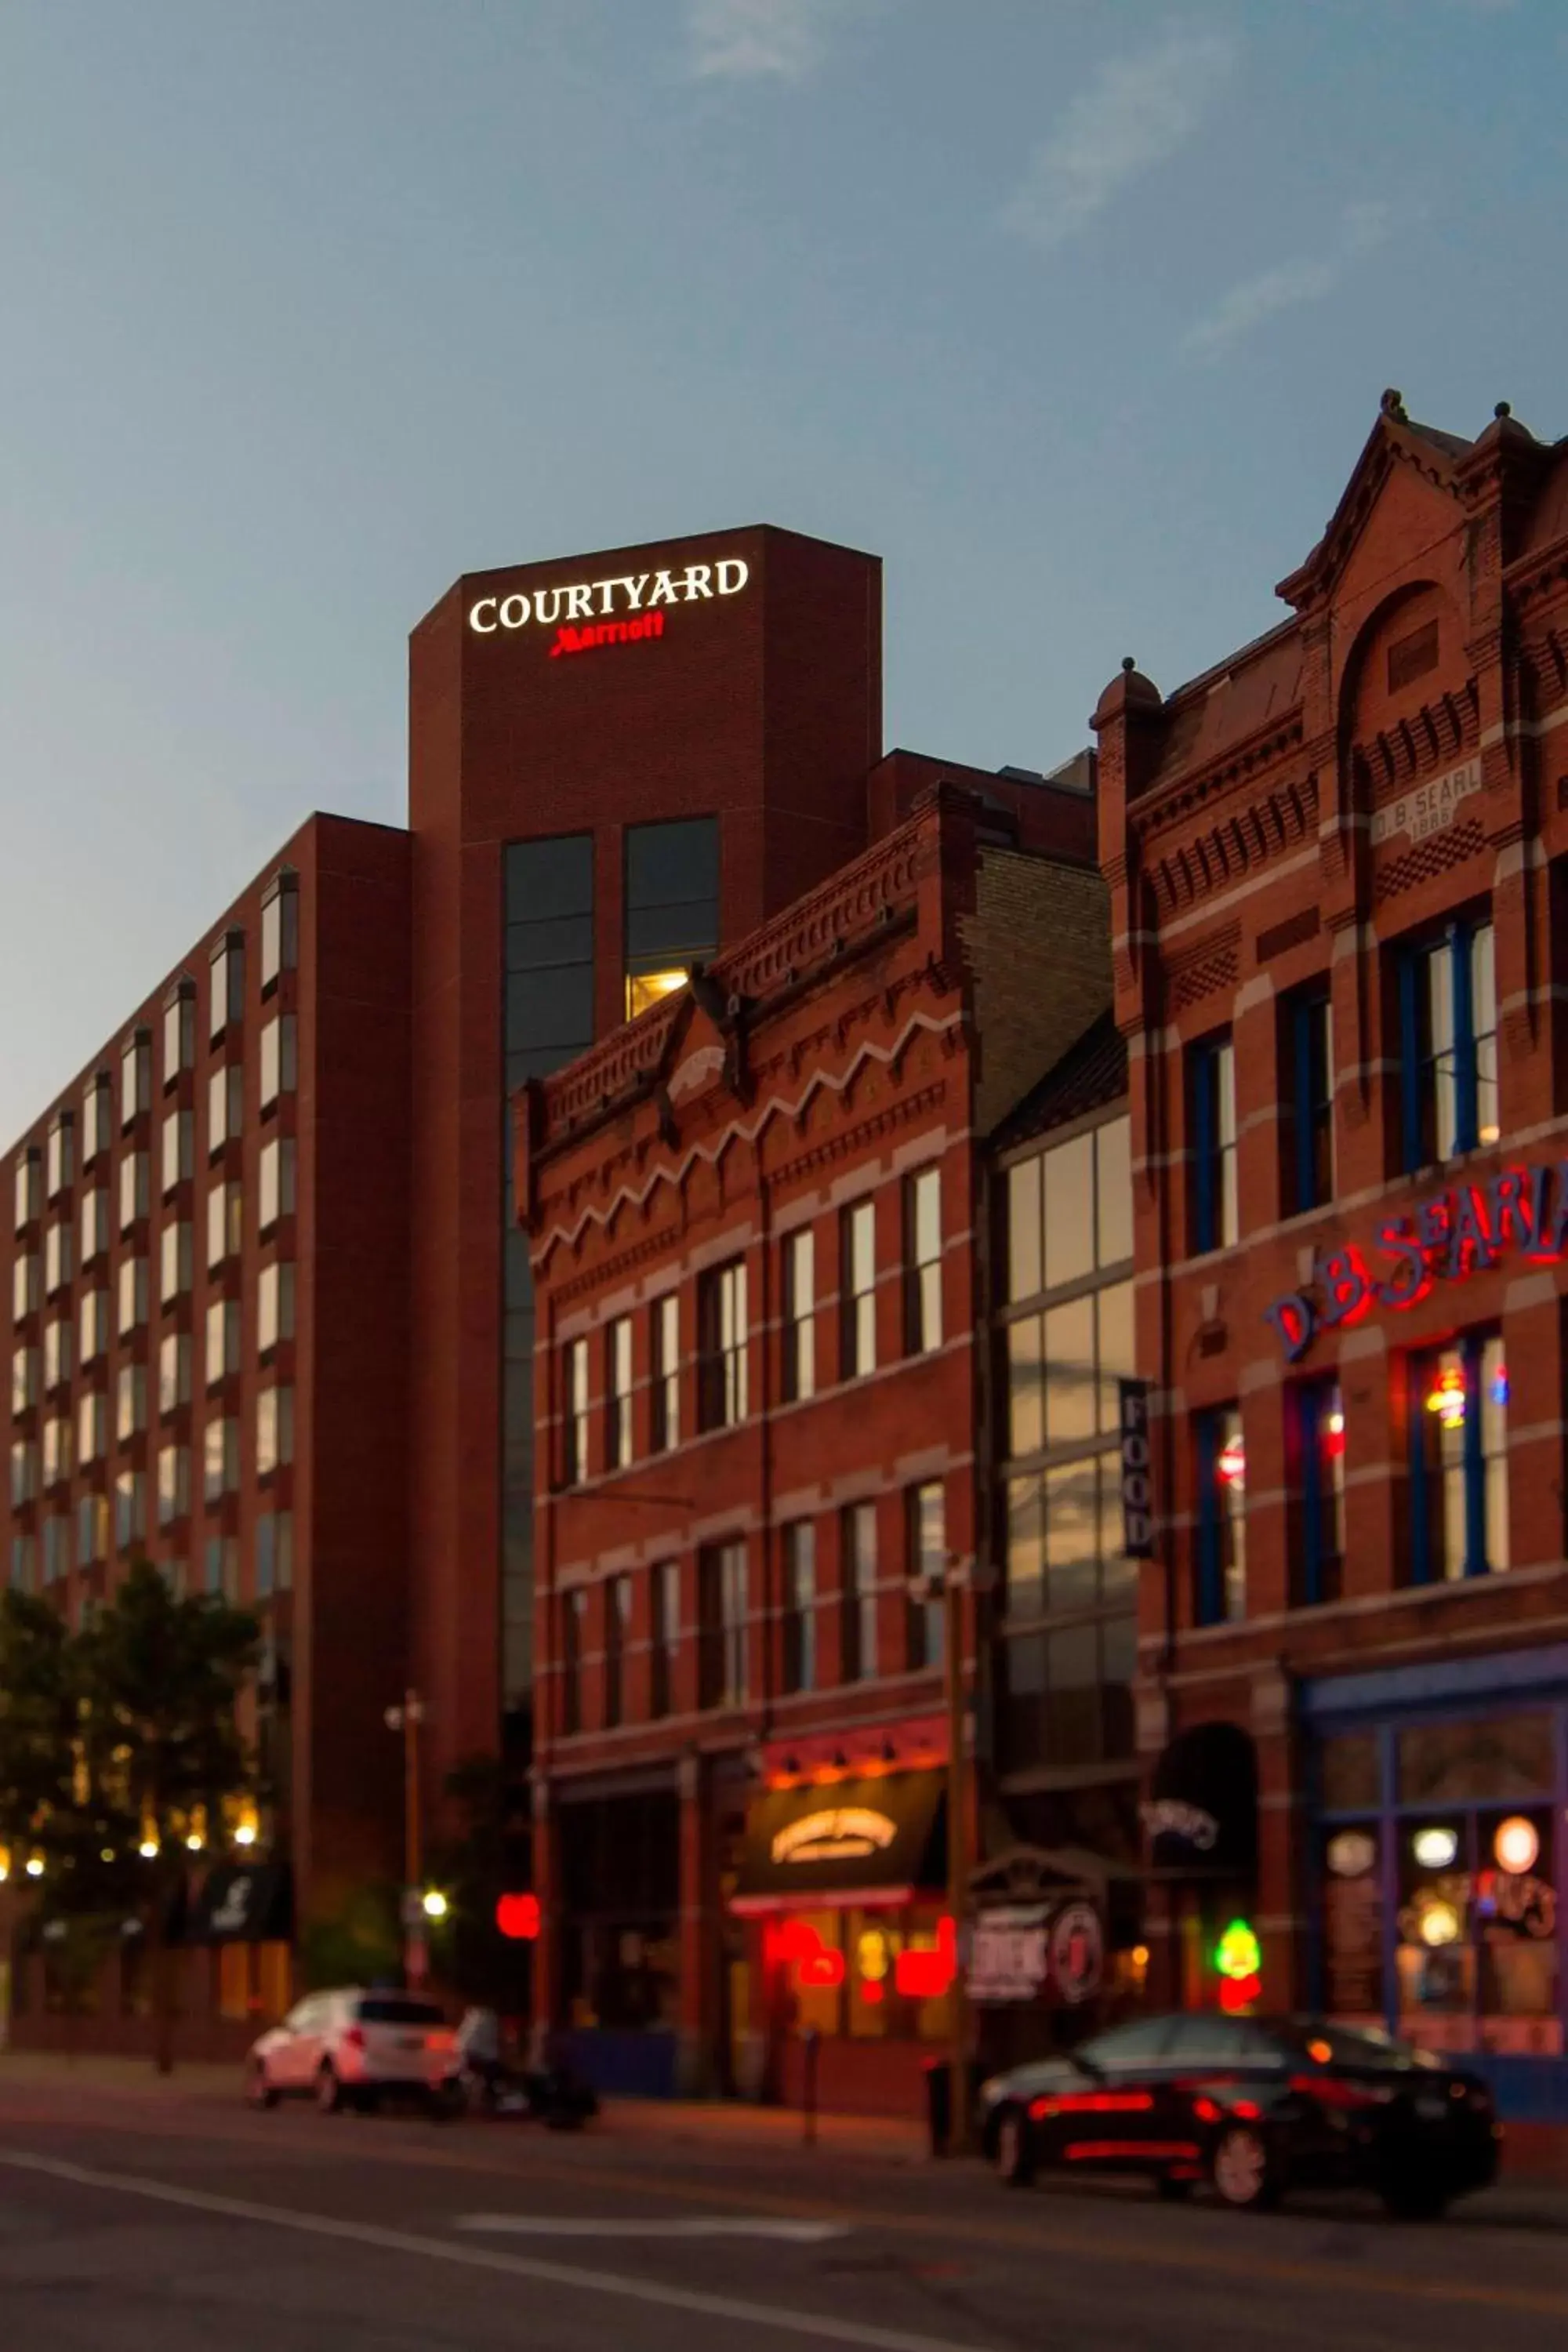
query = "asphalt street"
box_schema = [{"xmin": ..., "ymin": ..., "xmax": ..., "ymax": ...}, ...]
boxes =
[{"xmin": 1, "ymin": 2069, "xmax": 1565, "ymax": 2352}]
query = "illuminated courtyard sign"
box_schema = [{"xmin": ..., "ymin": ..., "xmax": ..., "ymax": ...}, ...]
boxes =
[{"xmin": 468, "ymin": 555, "xmax": 750, "ymax": 637}]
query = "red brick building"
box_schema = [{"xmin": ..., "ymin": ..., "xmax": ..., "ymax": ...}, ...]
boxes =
[
  {"xmin": 517, "ymin": 781, "xmax": 1112, "ymax": 2110},
  {"xmin": 1095, "ymin": 392, "xmax": 1568, "ymax": 2120}
]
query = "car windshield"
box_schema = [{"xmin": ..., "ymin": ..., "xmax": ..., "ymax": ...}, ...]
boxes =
[{"xmin": 354, "ymin": 1999, "xmax": 445, "ymax": 2026}]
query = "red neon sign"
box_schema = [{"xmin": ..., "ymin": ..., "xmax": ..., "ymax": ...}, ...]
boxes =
[
  {"xmin": 894, "ymin": 1915, "xmax": 956, "ymax": 2001},
  {"xmin": 550, "ymin": 611, "xmax": 666, "ymax": 659},
  {"xmin": 495, "ymin": 1893, "xmax": 541, "ymax": 1941}
]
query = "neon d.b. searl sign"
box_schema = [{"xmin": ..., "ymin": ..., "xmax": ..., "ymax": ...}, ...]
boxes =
[{"xmin": 1264, "ymin": 1161, "xmax": 1568, "ymax": 1363}]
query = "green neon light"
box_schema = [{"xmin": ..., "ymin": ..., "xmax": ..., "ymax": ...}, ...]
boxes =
[{"xmin": 1214, "ymin": 1917, "xmax": 1261, "ymax": 1981}]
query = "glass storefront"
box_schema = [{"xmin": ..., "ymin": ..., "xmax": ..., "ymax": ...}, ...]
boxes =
[{"xmin": 762, "ymin": 1902, "xmax": 955, "ymax": 2045}]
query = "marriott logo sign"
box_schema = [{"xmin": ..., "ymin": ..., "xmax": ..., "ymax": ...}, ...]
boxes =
[{"xmin": 468, "ymin": 555, "xmax": 750, "ymax": 636}]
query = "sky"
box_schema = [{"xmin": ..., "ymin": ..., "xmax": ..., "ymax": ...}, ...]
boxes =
[{"xmin": 2, "ymin": 0, "xmax": 1565, "ymax": 1142}]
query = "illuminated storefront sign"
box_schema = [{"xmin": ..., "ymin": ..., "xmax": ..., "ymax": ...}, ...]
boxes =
[
  {"xmin": 467, "ymin": 556, "xmax": 750, "ymax": 637},
  {"xmin": 771, "ymin": 1808, "xmax": 898, "ymax": 1866},
  {"xmin": 1263, "ymin": 1161, "xmax": 1568, "ymax": 1363}
]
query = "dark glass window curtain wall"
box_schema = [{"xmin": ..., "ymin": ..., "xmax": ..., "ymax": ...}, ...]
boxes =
[{"xmin": 624, "ymin": 818, "xmax": 719, "ymax": 1020}]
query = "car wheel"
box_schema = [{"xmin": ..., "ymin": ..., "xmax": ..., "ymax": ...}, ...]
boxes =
[
  {"xmin": 1156, "ymin": 2172, "xmax": 1196, "ymax": 2202},
  {"xmin": 315, "ymin": 2063, "xmax": 345, "ymax": 2115},
  {"xmin": 993, "ymin": 2105, "xmax": 1035, "ymax": 2187},
  {"xmin": 245, "ymin": 2062, "xmax": 279, "ymax": 2112},
  {"xmin": 1210, "ymin": 2125, "xmax": 1280, "ymax": 2212}
]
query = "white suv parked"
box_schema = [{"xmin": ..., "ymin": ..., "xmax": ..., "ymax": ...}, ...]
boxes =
[{"xmin": 246, "ymin": 1988, "xmax": 457, "ymax": 2114}]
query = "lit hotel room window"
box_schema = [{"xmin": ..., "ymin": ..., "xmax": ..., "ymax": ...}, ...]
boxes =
[{"xmin": 624, "ymin": 817, "xmax": 718, "ymax": 1019}]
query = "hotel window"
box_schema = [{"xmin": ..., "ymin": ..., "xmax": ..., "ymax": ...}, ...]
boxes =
[
  {"xmin": 504, "ymin": 834, "xmax": 594, "ymax": 1089},
  {"xmin": 159, "ymin": 1221, "xmax": 192, "ymax": 1306},
  {"xmin": 161, "ymin": 1109, "xmax": 193, "ymax": 1196},
  {"xmin": 562, "ymin": 1337, "xmax": 590, "ymax": 1486},
  {"xmin": 258, "ymin": 1136, "xmax": 296, "ymax": 1229},
  {"xmin": 44, "ymin": 1221, "xmax": 73, "ymax": 1297},
  {"xmin": 116, "ymin": 1365, "xmax": 147, "ymax": 1442},
  {"xmin": 840, "ymin": 1200, "xmax": 877, "ymax": 1377},
  {"xmin": 208, "ymin": 1063, "xmax": 243, "ymax": 1156},
  {"xmin": 11, "ymin": 1345, "xmax": 38, "ymax": 1415},
  {"xmin": 156, "ymin": 1442, "xmax": 189, "ymax": 1527},
  {"xmin": 81, "ymin": 1186, "xmax": 110, "ymax": 1265},
  {"xmin": 162, "ymin": 983, "xmax": 194, "ymax": 1087},
  {"xmin": 1194, "ymin": 1405, "xmax": 1247, "ymax": 1626},
  {"xmin": 204, "ymin": 1536, "xmax": 239, "ymax": 1600},
  {"xmin": 1290, "ymin": 1379, "xmax": 1345, "ymax": 1607},
  {"xmin": 259, "ymin": 1014, "xmax": 296, "ymax": 1111},
  {"xmin": 561, "ymin": 1585, "xmax": 586, "ymax": 1735},
  {"xmin": 206, "ymin": 1298, "xmax": 241, "ymax": 1386},
  {"xmin": 13, "ymin": 1252, "xmax": 41, "ymax": 1323},
  {"xmin": 1396, "ymin": 918, "xmax": 1497, "ymax": 1170},
  {"xmin": 699, "ymin": 1539, "xmax": 748, "ymax": 1708},
  {"xmin": 840, "ymin": 1501, "xmax": 878, "ymax": 1682},
  {"xmin": 77, "ymin": 1391, "xmax": 107, "ymax": 1468},
  {"xmin": 781, "ymin": 1228, "xmax": 815, "ymax": 1403},
  {"xmin": 42, "ymin": 1413, "xmax": 71, "ymax": 1487},
  {"xmin": 45, "ymin": 1112, "xmax": 74, "ymax": 1200},
  {"xmin": 79, "ymin": 1288, "xmax": 110, "ymax": 1367},
  {"xmin": 204, "ymin": 1414, "xmax": 240, "ymax": 1504},
  {"xmin": 904, "ymin": 1167, "xmax": 942, "ymax": 1355},
  {"xmin": 82, "ymin": 1073, "xmax": 113, "ymax": 1164},
  {"xmin": 906, "ymin": 1481, "xmax": 946, "ymax": 1672},
  {"xmin": 1410, "ymin": 1333, "xmax": 1508, "ymax": 1583},
  {"xmin": 42, "ymin": 1513, "xmax": 73, "ymax": 1584},
  {"xmin": 697, "ymin": 1258, "xmax": 748, "ymax": 1430},
  {"xmin": 13, "ymin": 1149, "xmax": 41, "ymax": 1230},
  {"xmin": 604, "ymin": 1572, "xmax": 632, "ymax": 1727},
  {"xmin": 650, "ymin": 1293, "xmax": 681, "ymax": 1451},
  {"xmin": 1189, "ymin": 1033, "xmax": 1238, "ymax": 1253},
  {"xmin": 1283, "ymin": 985, "xmax": 1334, "ymax": 1214},
  {"xmin": 120, "ymin": 1028, "xmax": 151, "ymax": 1129},
  {"xmin": 10, "ymin": 1441, "xmax": 38, "ymax": 1506},
  {"xmin": 255, "ymin": 1508, "xmax": 293, "ymax": 1595},
  {"xmin": 650, "ymin": 1560, "xmax": 679, "ymax": 1719},
  {"xmin": 114, "ymin": 1468, "xmax": 146, "ymax": 1551},
  {"xmin": 257, "ymin": 1263, "xmax": 293, "ymax": 1356},
  {"xmin": 77, "ymin": 1493, "xmax": 109, "ymax": 1566},
  {"xmin": 256, "ymin": 1385, "xmax": 293, "ymax": 1479},
  {"xmin": 209, "ymin": 929, "xmax": 245, "ymax": 1041},
  {"xmin": 782, "ymin": 1520, "xmax": 817, "ymax": 1696},
  {"xmin": 11, "ymin": 1534, "xmax": 38, "ymax": 1592},
  {"xmin": 206, "ymin": 1182, "xmax": 242, "ymax": 1272},
  {"xmin": 43, "ymin": 1316, "xmax": 71, "ymax": 1392},
  {"xmin": 624, "ymin": 816, "xmax": 719, "ymax": 1020},
  {"xmin": 260, "ymin": 870, "xmax": 298, "ymax": 994},
  {"xmin": 606, "ymin": 1316, "xmax": 633, "ymax": 1470},
  {"xmin": 119, "ymin": 1150, "xmax": 149, "ymax": 1233},
  {"xmin": 158, "ymin": 1332, "xmax": 191, "ymax": 1415},
  {"xmin": 117, "ymin": 1257, "xmax": 148, "ymax": 1338}
]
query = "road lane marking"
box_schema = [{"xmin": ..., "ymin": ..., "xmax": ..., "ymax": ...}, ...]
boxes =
[
  {"xmin": 456, "ymin": 2212, "xmax": 848, "ymax": 2241},
  {"xmin": 0, "ymin": 2150, "xmax": 990, "ymax": 2352}
]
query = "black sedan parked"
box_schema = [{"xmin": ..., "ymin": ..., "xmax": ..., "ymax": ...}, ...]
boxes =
[{"xmin": 977, "ymin": 2013, "xmax": 1501, "ymax": 2217}]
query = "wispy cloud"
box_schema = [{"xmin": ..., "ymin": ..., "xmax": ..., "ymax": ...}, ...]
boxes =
[
  {"xmin": 684, "ymin": 0, "xmax": 871, "ymax": 83},
  {"xmin": 1003, "ymin": 25, "xmax": 1238, "ymax": 252},
  {"xmin": 1181, "ymin": 200, "xmax": 1412, "ymax": 359}
]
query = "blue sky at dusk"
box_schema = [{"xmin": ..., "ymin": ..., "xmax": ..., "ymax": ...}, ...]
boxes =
[{"xmin": 2, "ymin": 0, "xmax": 1563, "ymax": 1138}]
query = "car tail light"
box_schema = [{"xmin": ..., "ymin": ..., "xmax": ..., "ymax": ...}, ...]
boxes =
[
  {"xmin": 342, "ymin": 2026, "xmax": 366, "ymax": 2052},
  {"xmin": 426, "ymin": 2031, "xmax": 455, "ymax": 2053},
  {"xmin": 1290, "ymin": 2073, "xmax": 1388, "ymax": 2110}
]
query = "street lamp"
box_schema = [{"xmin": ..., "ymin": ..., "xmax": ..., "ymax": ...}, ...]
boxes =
[
  {"xmin": 910, "ymin": 1550, "xmax": 976, "ymax": 2155},
  {"xmin": 421, "ymin": 1888, "xmax": 448, "ymax": 1922},
  {"xmin": 385, "ymin": 1690, "xmax": 429, "ymax": 1985}
]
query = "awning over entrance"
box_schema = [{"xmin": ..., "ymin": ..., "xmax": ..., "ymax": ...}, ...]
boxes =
[
  {"xmin": 730, "ymin": 1772, "xmax": 946, "ymax": 1913},
  {"xmin": 1142, "ymin": 1722, "xmax": 1258, "ymax": 1875},
  {"xmin": 185, "ymin": 1864, "xmax": 293, "ymax": 1944}
]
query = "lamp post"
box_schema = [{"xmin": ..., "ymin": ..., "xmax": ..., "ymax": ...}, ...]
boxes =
[
  {"xmin": 942, "ymin": 1558, "xmax": 973, "ymax": 2156},
  {"xmin": 384, "ymin": 1690, "xmax": 427, "ymax": 1986}
]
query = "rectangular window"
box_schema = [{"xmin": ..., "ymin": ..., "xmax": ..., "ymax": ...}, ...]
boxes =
[
  {"xmin": 840, "ymin": 1200, "xmax": 877, "ymax": 1377},
  {"xmin": 158, "ymin": 1332, "xmax": 191, "ymax": 1415},
  {"xmin": 906, "ymin": 1481, "xmax": 946, "ymax": 1671},
  {"xmin": 118, "ymin": 1151, "xmax": 149, "ymax": 1234},
  {"xmin": 13, "ymin": 1252, "xmax": 41, "ymax": 1323},
  {"xmin": 905, "ymin": 1167, "xmax": 942, "ymax": 1355},
  {"xmin": 698, "ymin": 1258, "xmax": 748, "ymax": 1430},
  {"xmin": 80, "ymin": 1186, "xmax": 110, "ymax": 1265},
  {"xmin": 840, "ymin": 1501, "xmax": 878, "ymax": 1682},
  {"xmin": 1291, "ymin": 1379, "xmax": 1345, "ymax": 1606},
  {"xmin": 117, "ymin": 1258, "xmax": 147, "ymax": 1338},
  {"xmin": 45, "ymin": 1114, "xmax": 74, "ymax": 1201},
  {"xmin": 42, "ymin": 1514, "xmax": 73, "ymax": 1584},
  {"xmin": 82, "ymin": 1076, "xmax": 112, "ymax": 1164},
  {"xmin": 209, "ymin": 931, "xmax": 245, "ymax": 1041},
  {"xmin": 1397, "ymin": 919, "xmax": 1498, "ymax": 1169},
  {"xmin": 206, "ymin": 1182, "xmax": 242, "ymax": 1271},
  {"xmin": 1194, "ymin": 1406, "xmax": 1246, "ymax": 1626},
  {"xmin": 77, "ymin": 1391, "xmax": 107, "ymax": 1468},
  {"xmin": 156, "ymin": 1443, "xmax": 189, "ymax": 1528},
  {"xmin": 1410, "ymin": 1333, "xmax": 1508, "ymax": 1583},
  {"xmin": 256, "ymin": 1385, "xmax": 293, "ymax": 1479},
  {"xmin": 44, "ymin": 1221, "xmax": 72, "ymax": 1297},
  {"xmin": 78, "ymin": 1288, "xmax": 109, "ymax": 1367},
  {"xmin": 504, "ymin": 834, "xmax": 596, "ymax": 1088},
  {"xmin": 260, "ymin": 872, "xmax": 298, "ymax": 993},
  {"xmin": 9, "ymin": 1440, "xmax": 38, "ymax": 1506},
  {"xmin": 162, "ymin": 987, "xmax": 194, "ymax": 1086},
  {"xmin": 258, "ymin": 1137, "xmax": 296, "ymax": 1229},
  {"xmin": 563, "ymin": 1336, "xmax": 590, "ymax": 1486},
  {"xmin": 606, "ymin": 1316, "xmax": 633, "ymax": 1470},
  {"xmin": 650, "ymin": 1560, "xmax": 679, "ymax": 1719},
  {"xmin": 42, "ymin": 1412, "xmax": 72, "ymax": 1486},
  {"xmin": 43, "ymin": 1316, "xmax": 72, "ymax": 1391},
  {"xmin": 782, "ymin": 1521, "xmax": 817, "ymax": 1695},
  {"xmin": 1189, "ymin": 1034, "xmax": 1238, "ymax": 1253},
  {"xmin": 11, "ymin": 1345, "xmax": 38, "ymax": 1414},
  {"xmin": 159, "ymin": 1221, "xmax": 192, "ymax": 1306},
  {"xmin": 13, "ymin": 1149, "xmax": 42, "ymax": 1230},
  {"xmin": 255, "ymin": 1508, "xmax": 293, "ymax": 1595},
  {"xmin": 120, "ymin": 1029, "xmax": 151, "ymax": 1129},
  {"xmin": 781, "ymin": 1228, "xmax": 815, "ymax": 1403},
  {"xmin": 206, "ymin": 1298, "xmax": 241, "ymax": 1386},
  {"xmin": 208, "ymin": 1062, "xmax": 243, "ymax": 1155},
  {"xmin": 624, "ymin": 815, "xmax": 719, "ymax": 1021},
  {"xmin": 10, "ymin": 1533, "xmax": 37, "ymax": 1592},
  {"xmin": 1283, "ymin": 985, "xmax": 1334, "ymax": 1214},
  {"xmin": 113, "ymin": 1469, "xmax": 146, "ymax": 1551},
  {"xmin": 204, "ymin": 1535, "xmax": 239, "ymax": 1600},
  {"xmin": 76, "ymin": 1492, "xmax": 109, "ymax": 1566},
  {"xmin": 257, "ymin": 1263, "xmax": 294, "ymax": 1355},
  {"xmin": 162, "ymin": 1109, "xmax": 193, "ymax": 1196},
  {"xmin": 203, "ymin": 1414, "xmax": 239, "ymax": 1504},
  {"xmin": 699, "ymin": 1540, "xmax": 748, "ymax": 1708},
  {"xmin": 650, "ymin": 1293, "xmax": 681, "ymax": 1451},
  {"xmin": 259, "ymin": 1014, "xmax": 296, "ymax": 1109},
  {"xmin": 561, "ymin": 1586, "xmax": 586, "ymax": 1736},
  {"xmin": 115, "ymin": 1364, "xmax": 147, "ymax": 1443},
  {"xmin": 604, "ymin": 1572, "xmax": 632, "ymax": 1727}
]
